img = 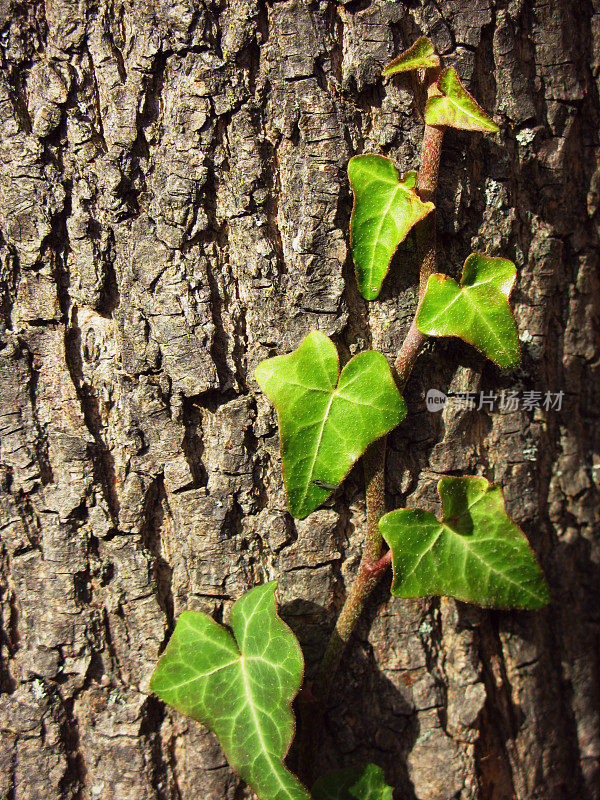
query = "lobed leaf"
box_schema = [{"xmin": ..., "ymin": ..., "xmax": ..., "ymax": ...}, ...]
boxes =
[
  {"xmin": 415, "ymin": 253, "xmax": 520, "ymax": 369},
  {"xmin": 255, "ymin": 331, "xmax": 406, "ymax": 518},
  {"xmin": 382, "ymin": 37, "xmax": 440, "ymax": 76},
  {"xmin": 313, "ymin": 764, "xmax": 393, "ymax": 800},
  {"xmin": 349, "ymin": 155, "xmax": 434, "ymax": 300},
  {"xmin": 425, "ymin": 67, "xmax": 499, "ymax": 133},
  {"xmin": 380, "ymin": 476, "xmax": 550, "ymax": 609},
  {"xmin": 150, "ymin": 583, "xmax": 310, "ymax": 800}
]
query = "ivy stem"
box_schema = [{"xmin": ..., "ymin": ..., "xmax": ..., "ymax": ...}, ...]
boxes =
[
  {"xmin": 415, "ymin": 123, "xmax": 444, "ymax": 297},
  {"xmin": 296, "ymin": 441, "xmax": 389, "ymax": 786},
  {"xmin": 298, "ymin": 70, "xmax": 446, "ymax": 785},
  {"xmin": 396, "ymin": 76, "xmax": 445, "ymax": 382},
  {"xmin": 310, "ymin": 88, "xmax": 446, "ymax": 704},
  {"xmin": 311, "ymin": 437, "xmax": 387, "ymax": 700},
  {"xmin": 415, "ymin": 70, "xmax": 444, "ymax": 296},
  {"xmin": 394, "ymin": 319, "xmax": 427, "ymax": 388}
]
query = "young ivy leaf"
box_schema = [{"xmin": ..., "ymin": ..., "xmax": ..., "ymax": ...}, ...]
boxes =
[
  {"xmin": 425, "ymin": 67, "xmax": 499, "ymax": 133},
  {"xmin": 255, "ymin": 331, "xmax": 406, "ymax": 519},
  {"xmin": 150, "ymin": 582, "xmax": 310, "ymax": 800},
  {"xmin": 382, "ymin": 36, "xmax": 440, "ymax": 76},
  {"xmin": 379, "ymin": 476, "xmax": 550, "ymax": 609},
  {"xmin": 313, "ymin": 764, "xmax": 393, "ymax": 800},
  {"xmin": 415, "ymin": 253, "xmax": 520, "ymax": 369},
  {"xmin": 349, "ymin": 155, "xmax": 434, "ymax": 301}
]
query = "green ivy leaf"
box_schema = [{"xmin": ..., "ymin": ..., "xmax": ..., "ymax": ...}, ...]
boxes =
[
  {"xmin": 382, "ymin": 37, "xmax": 440, "ymax": 76},
  {"xmin": 349, "ymin": 155, "xmax": 434, "ymax": 300},
  {"xmin": 425, "ymin": 67, "xmax": 499, "ymax": 133},
  {"xmin": 380, "ymin": 477, "xmax": 550, "ymax": 609},
  {"xmin": 150, "ymin": 583, "xmax": 310, "ymax": 800},
  {"xmin": 255, "ymin": 331, "xmax": 406, "ymax": 518},
  {"xmin": 313, "ymin": 764, "xmax": 393, "ymax": 800},
  {"xmin": 415, "ymin": 253, "xmax": 520, "ymax": 369}
]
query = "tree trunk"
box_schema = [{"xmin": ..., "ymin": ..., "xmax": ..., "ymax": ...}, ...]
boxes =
[{"xmin": 1, "ymin": 1, "xmax": 599, "ymax": 798}]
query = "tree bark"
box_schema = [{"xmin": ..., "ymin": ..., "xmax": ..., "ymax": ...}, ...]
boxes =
[{"xmin": 0, "ymin": 1, "xmax": 599, "ymax": 798}]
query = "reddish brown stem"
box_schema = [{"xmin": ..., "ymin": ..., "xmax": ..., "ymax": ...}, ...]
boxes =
[
  {"xmin": 297, "ymin": 442, "xmax": 389, "ymax": 785},
  {"xmin": 310, "ymin": 81, "xmax": 447, "ymax": 705},
  {"xmin": 362, "ymin": 437, "xmax": 386, "ymax": 564},
  {"xmin": 300, "ymin": 70, "xmax": 447, "ymax": 785},
  {"xmin": 418, "ymin": 122, "xmax": 444, "ymax": 202},
  {"xmin": 311, "ymin": 437, "xmax": 387, "ymax": 702},
  {"xmin": 395, "ymin": 111, "xmax": 445, "ymax": 383},
  {"xmin": 394, "ymin": 318, "xmax": 428, "ymax": 389}
]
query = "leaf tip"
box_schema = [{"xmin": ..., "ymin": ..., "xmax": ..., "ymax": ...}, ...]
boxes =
[
  {"xmin": 382, "ymin": 36, "xmax": 440, "ymax": 76},
  {"xmin": 425, "ymin": 67, "xmax": 499, "ymax": 133},
  {"xmin": 500, "ymin": 352, "xmax": 521, "ymax": 370},
  {"xmin": 254, "ymin": 361, "xmax": 267, "ymax": 388},
  {"xmin": 360, "ymin": 284, "xmax": 381, "ymax": 301}
]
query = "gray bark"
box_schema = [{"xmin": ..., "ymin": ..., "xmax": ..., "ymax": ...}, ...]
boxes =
[{"xmin": 0, "ymin": 1, "xmax": 599, "ymax": 798}]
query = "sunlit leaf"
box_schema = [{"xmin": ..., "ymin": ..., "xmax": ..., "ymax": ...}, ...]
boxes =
[
  {"xmin": 380, "ymin": 476, "xmax": 550, "ymax": 609},
  {"xmin": 349, "ymin": 155, "xmax": 434, "ymax": 300},
  {"xmin": 313, "ymin": 764, "xmax": 393, "ymax": 800},
  {"xmin": 255, "ymin": 331, "xmax": 406, "ymax": 518},
  {"xmin": 150, "ymin": 583, "xmax": 310, "ymax": 800},
  {"xmin": 425, "ymin": 67, "xmax": 499, "ymax": 133},
  {"xmin": 382, "ymin": 37, "xmax": 440, "ymax": 76},
  {"xmin": 415, "ymin": 253, "xmax": 520, "ymax": 369}
]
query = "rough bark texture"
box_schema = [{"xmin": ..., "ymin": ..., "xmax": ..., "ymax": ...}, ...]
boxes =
[{"xmin": 0, "ymin": 1, "xmax": 599, "ymax": 799}]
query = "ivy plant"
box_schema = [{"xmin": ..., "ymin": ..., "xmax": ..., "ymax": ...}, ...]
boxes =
[
  {"xmin": 254, "ymin": 330, "xmax": 406, "ymax": 518},
  {"xmin": 381, "ymin": 476, "xmax": 549, "ymax": 608},
  {"xmin": 312, "ymin": 764, "xmax": 393, "ymax": 800},
  {"xmin": 416, "ymin": 253, "xmax": 520, "ymax": 368},
  {"xmin": 151, "ymin": 583, "xmax": 310, "ymax": 800},
  {"xmin": 348, "ymin": 158, "xmax": 433, "ymax": 300},
  {"xmin": 151, "ymin": 37, "xmax": 550, "ymax": 800}
]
